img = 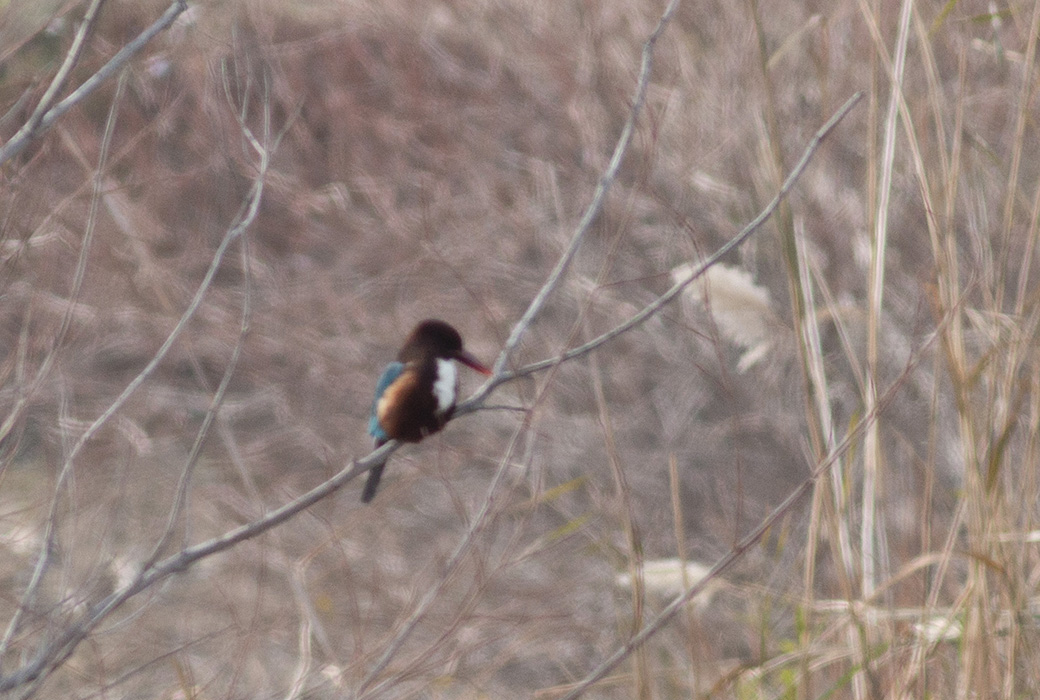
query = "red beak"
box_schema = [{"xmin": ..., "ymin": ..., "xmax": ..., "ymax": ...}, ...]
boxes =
[{"xmin": 456, "ymin": 350, "xmax": 492, "ymax": 375}]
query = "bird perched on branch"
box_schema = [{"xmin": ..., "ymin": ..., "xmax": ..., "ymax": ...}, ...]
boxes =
[{"xmin": 364, "ymin": 319, "xmax": 492, "ymax": 503}]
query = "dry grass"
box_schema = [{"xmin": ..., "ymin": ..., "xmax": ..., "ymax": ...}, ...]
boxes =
[{"xmin": 0, "ymin": 0, "xmax": 1038, "ymax": 698}]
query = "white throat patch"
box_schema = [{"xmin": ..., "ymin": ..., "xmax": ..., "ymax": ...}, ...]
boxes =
[{"xmin": 432, "ymin": 358, "xmax": 458, "ymax": 415}]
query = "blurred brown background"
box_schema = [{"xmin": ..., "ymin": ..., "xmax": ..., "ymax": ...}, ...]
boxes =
[{"xmin": 1, "ymin": 0, "xmax": 1038, "ymax": 698}]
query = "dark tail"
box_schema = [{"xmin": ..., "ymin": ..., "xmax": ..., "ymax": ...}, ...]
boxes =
[
  {"xmin": 361, "ymin": 462, "xmax": 386, "ymax": 503},
  {"xmin": 361, "ymin": 439, "xmax": 388, "ymax": 503}
]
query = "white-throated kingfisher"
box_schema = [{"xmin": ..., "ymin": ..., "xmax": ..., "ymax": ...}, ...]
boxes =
[{"xmin": 364, "ymin": 319, "xmax": 492, "ymax": 503}]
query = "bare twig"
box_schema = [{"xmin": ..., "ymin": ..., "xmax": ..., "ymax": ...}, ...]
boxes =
[
  {"xmin": 326, "ymin": 87, "xmax": 865, "ymax": 700},
  {"xmin": 0, "ymin": 0, "xmax": 190, "ymax": 452},
  {"xmin": 0, "ymin": 65, "xmax": 270, "ymax": 697},
  {"xmin": 0, "ymin": 84, "xmax": 866, "ymax": 698},
  {"xmin": 359, "ymin": 0, "xmax": 683, "ymax": 477},
  {"xmin": 0, "ymin": 436, "xmax": 393, "ymax": 693},
  {"xmin": 354, "ymin": 89, "xmax": 858, "ymax": 697},
  {"xmin": 16, "ymin": 0, "xmax": 107, "ymax": 142},
  {"xmin": 555, "ymin": 346, "xmax": 926, "ymax": 700},
  {"xmin": 355, "ymin": 417, "xmax": 533, "ymax": 697},
  {"xmin": 350, "ymin": 5, "xmax": 681, "ymax": 690},
  {"xmin": 0, "ymin": 73, "xmax": 861, "ymax": 700},
  {"xmin": 0, "ymin": 10, "xmax": 862, "ymax": 695},
  {"xmin": 457, "ymin": 90, "xmax": 864, "ymax": 417},
  {"xmin": 0, "ymin": 0, "xmax": 189, "ymax": 167},
  {"xmin": 490, "ymin": 0, "xmax": 682, "ymax": 376},
  {"xmin": 142, "ymin": 66, "xmax": 270, "ymax": 570},
  {"xmin": 0, "ymin": 71, "xmax": 127, "ymax": 662}
]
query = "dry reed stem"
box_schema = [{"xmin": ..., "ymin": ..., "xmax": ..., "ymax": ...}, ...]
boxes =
[
  {"xmin": 2, "ymin": 0, "xmax": 1038, "ymax": 696},
  {"xmin": 556, "ymin": 345, "xmax": 928, "ymax": 700}
]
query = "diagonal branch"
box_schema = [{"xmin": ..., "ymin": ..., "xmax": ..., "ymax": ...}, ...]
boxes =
[
  {"xmin": 457, "ymin": 90, "xmax": 864, "ymax": 418},
  {"xmin": 363, "ymin": 0, "xmax": 684, "ymax": 477},
  {"xmin": 0, "ymin": 26, "xmax": 862, "ymax": 700},
  {"xmin": 0, "ymin": 70, "xmax": 128, "ymax": 663},
  {"xmin": 0, "ymin": 66, "xmax": 270, "ymax": 696},
  {"xmin": 15, "ymin": 86, "xmax": 863, "ymax": 699},
  {"xmin": 0, "ymin": 0, "xmax": 189, "ymax": 167},
  {"xmin": 555, "ymin": 336, "xmax": 928, "ymax": 700},
  {"xmin": 490, "ymin": 0, "xmax": 683, "ymax": 376},
  {"xmin": 141, "ymin": 69, "xmax": 270, "ymax": 570},
  {"xmin": 18, "ymin": 0, "xmax": 108, "ymax": 141}
]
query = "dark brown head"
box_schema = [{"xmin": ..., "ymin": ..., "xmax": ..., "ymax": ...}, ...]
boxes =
[{"xmin": 397, "ymin": 319, "xmax": 492, "ymax": 374}]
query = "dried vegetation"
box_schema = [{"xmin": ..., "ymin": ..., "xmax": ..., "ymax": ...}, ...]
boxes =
[{"xmin": 0, "ymin": 0, "xmax": 1039, "ymax": 698}]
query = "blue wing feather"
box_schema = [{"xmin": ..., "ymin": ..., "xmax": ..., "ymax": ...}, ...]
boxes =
[{"xmin": 369, "ymin": 362, "xmax": 405, "ymax": 442}]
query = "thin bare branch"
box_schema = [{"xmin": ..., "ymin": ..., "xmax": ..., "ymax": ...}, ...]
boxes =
[
  {"xmin": 490, "ymin": 0, "xmax": 682, "ymax": 376},
  {"xmin": 0, "ymin": 71, "xmax": 127, "ymax": 662},
  {"xmin": 0, "ymin": 68, "xmax": 270, "ymax": 696},
  {"xmin": 18, "ymin": 0, "xmax": 107, "ymax": 140},
  {"xmin": 356, "ymin": 408, "xmax": 537, "ymax": 696},
  {"xmin": 0, "ymin": 0, "xmax": 189, "ymax": 167},
  {"xmin": 0, "ymin": 95, "xmax": 869, "ymax": 689},
  {"xmin": 458, "ymin": 90, "xmax": 864, "ymax": 417},
  {"xmin": 360, "ymin": 0, "xmax": 683, "ymax": 479},
  {"xmin": 143, "ymin": 68, "xmax": 269, "ymax": 570},
  {"xmin": 555, "ymin": 342, "xmax": 928, "ymax": 700}
]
